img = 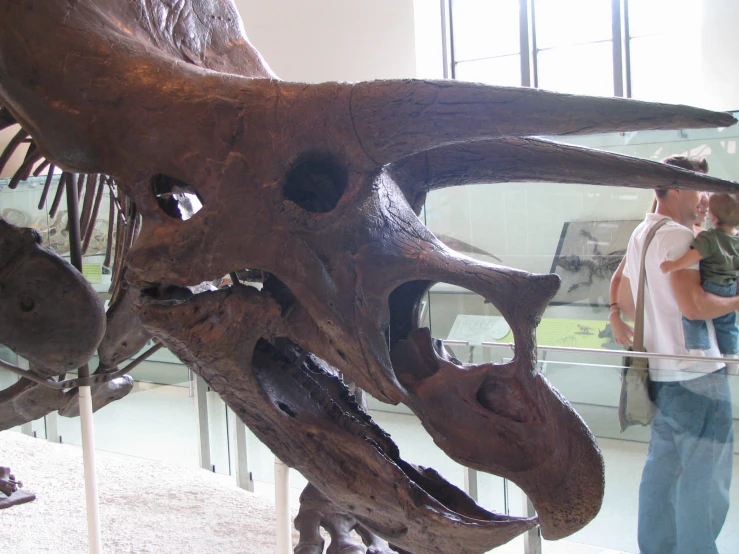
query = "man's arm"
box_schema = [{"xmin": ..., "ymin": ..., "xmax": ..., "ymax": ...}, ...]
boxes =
[
  {"xmin": 617, "ymin": 274, "xmax": 636, "ymax": 322},
  {"xmin": 609, "ymin": 259, "xmax": 635, "ymax": 345},
  {"xmin": 609, "ymin": 258, "xmax": 626, "ymax": 307},
  {"xmin": 671, "ymin": 268, "xmax": 739, "ymax": 320}
]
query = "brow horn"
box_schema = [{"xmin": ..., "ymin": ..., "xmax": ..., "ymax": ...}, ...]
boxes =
[{"xmin": 349, "ymin": 80, "xmax": 737, "ymax": 164}]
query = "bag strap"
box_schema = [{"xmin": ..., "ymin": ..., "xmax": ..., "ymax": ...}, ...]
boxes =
[{"xmin": 633, "ymin": 218, "xmax": 670, "ymax": 352}]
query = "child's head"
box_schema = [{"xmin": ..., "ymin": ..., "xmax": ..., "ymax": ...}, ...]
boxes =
[{"xmin": 708, "ymin": 193, "xmax": 739, "ymax": 227}]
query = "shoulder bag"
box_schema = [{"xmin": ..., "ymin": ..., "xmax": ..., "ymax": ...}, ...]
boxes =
[{"xmin": 618, "ymin": 218, "xmax": 668, "ymax": 432}]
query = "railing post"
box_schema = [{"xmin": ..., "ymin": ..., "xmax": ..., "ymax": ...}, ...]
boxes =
[
  {"xmin": 193, "ymin": 375, "xmax": 212, "ymax": 471},
  {"xmin": 45, "ymin": 411, "xmax": 60, "ymax": 443},
  {"xmin": 230, "ymin": 410, "xmax": 254, "ymax": 492},
  {"xmin": 464, "ymin": 467, "xmax": 479, "ymax": 501}
]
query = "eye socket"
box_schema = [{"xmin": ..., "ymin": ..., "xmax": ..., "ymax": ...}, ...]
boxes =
[
  {"xmin": 387, "ymin": 280, "xmax": 434, "ymax": 351},
  {"xmin": 19, "ymin": 295, "xmax": 35, "ymax": 312},
  {"xmin": 151, "ymin": 174, "xmax": 204, "ymax": 220},
  {"xmin": 283, "ymin": 154, "xmax": 347, "ymax": 213}
]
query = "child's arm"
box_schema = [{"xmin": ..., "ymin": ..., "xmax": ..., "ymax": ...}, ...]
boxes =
[{"xmin": 660, "ymin": 248, "xmax": 703, "ymax": 274}]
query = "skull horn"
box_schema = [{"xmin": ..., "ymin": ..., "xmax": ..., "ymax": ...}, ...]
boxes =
[
  {"xmin": 389, "ymin": 136, "xmax": 739, "ymax": 204},
  {"xmin": 349, "ymin": 79, "xmax": 737, "ymax": 164}
]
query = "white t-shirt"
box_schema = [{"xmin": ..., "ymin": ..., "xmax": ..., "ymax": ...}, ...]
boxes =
[{"xmin": 622, "ymin": 213, "xmax": 723, "ymax": 381}]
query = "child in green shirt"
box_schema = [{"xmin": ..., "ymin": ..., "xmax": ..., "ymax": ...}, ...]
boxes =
[{"xmin": 661, "ymin": 193, "xmax": 739, "ymax": 355}]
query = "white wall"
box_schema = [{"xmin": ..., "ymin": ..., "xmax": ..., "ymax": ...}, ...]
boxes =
[
  {"xmin": 625, "ymin": 0, "xmax": 739, "ymax": 111},
  {"xmin": 234, "ymin": 0, "xmax": 417, "ymax": 82},
  {"xmin": 701, "ymin": 0, "xmax": 739, "ymax": 111}
]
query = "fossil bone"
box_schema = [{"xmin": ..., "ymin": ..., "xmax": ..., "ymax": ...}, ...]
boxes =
[
  {"xmin": 0, "ymin": 217, "xmax": 105, "ymax": 375},
  {"xmin": 0, "ymin": 1, "xmax": 737, "ymax": 552}
]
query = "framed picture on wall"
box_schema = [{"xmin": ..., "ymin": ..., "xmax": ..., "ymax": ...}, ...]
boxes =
[{"xmin": 549, "ymin": 219, "xmax": 642, "ymax": 307}]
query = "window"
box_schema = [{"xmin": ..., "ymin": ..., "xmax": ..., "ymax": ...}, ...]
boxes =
[
  {"xmin": 447, "ymin": 0, "xmax": 703, "ymax": 100},
  {"xmin": 451, "ymin": 0, "xmax": 522, "ymax": 86},
  {"xmin": 534, "ymin": 0, "xmax": 614, "ymax": 96},
  {"xmin": 627, "ymin": 0, "xmax": 705, "ymax": 106}
]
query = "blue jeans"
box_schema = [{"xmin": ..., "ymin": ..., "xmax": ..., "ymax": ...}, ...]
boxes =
[
  {"xmin": 638, "ymin": 368, "xmax": 734, "ymax": 554},
  {"xmin": 682, "ymin": 280, "xmax": 738, "ymax": 355}
]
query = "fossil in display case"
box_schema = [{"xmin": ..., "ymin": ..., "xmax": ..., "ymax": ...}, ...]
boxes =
[{"xmin": 551, "ymin": 219, "xmax": 642, "ymax": 307}]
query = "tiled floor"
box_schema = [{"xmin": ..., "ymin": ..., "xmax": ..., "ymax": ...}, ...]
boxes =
[{"xmin": 7, "ymin": 367, "xmax": 739, "ymax": 554}]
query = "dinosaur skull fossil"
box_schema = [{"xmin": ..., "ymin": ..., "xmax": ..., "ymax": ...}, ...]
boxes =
[{"xmin": 0, "ymin": 1, "xmax": 737, "ymax": 552}]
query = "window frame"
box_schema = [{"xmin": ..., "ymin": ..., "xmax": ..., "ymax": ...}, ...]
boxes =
[{"xmin": 445, "ymin": 0, "xmax": 634, "ymax": 98}]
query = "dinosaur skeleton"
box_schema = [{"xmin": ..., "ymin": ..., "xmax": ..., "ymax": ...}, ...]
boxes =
[
  {"xmin": 556, "ymin": 229, "xmax": 626, "ymax": 294},
  {"xmin": 0, "ymin": 1, "xmax": 737, "ymax": 552}
]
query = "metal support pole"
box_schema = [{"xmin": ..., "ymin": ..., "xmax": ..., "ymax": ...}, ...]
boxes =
[
  {"xmin": 230, "ymin": 410, "xmax": 254, "ymax": 492},
  {"xmin": 519, "ymin": 0, "xmax": 533, "ymax": 87},
  {"xmin": 66, "ymin": 178, "xmax": 102, "ymax": 554},
  {"xmin": 612, "ymin": 0, "xmax": 625, "ymax": 97},
  {"xmin": 79, "ymin": 376, "xmax": 102, "ymax": 553},
  {"xmin": 623, "ymin": 0, "xmax": 633, "ymax": 98},
  {"xmin": 193, "ymin": 375, "xmax": 212, "ymax": 470},
  {"xmin": 439, "ymin": 0, "xmax": 453, "ymax": 79},
  {"xmin": 274, "ymin": 457, "xmax": 292, "ymax": 554}
]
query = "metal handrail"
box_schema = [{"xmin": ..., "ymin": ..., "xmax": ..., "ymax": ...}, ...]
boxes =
[
  {"xmin": 0, "ymin": 343, "xmax": 163, "ymax": 389},
  {"xmin": 440, "ymin": 340, "xmax": 733, "ymax": 365}
]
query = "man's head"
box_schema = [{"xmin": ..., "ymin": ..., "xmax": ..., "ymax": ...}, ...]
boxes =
[
  {"xmin": 654, "ymin": 156, "xmax": 710, "ymax": 227},
  {"xmin": 662, "ymin": 155, "xmax": 709, "ymax": 173},
  {"xmin": 709, "ymin": 193, "xmax": 739, "ymax": 227}
]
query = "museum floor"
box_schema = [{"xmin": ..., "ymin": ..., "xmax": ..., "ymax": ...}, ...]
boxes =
[{"xmin": 3, "ymin": 375, "xmax": 738, "ymax": 554}]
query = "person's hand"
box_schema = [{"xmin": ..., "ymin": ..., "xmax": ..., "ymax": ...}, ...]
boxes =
[
  {"xmin": 660, "ymin": 260, "xmax": 676, "ymax": 274},
  {"xmin": 609, "ymin": 311, "xmax": 634, "ymax": 346}
]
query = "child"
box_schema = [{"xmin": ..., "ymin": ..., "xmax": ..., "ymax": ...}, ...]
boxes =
[{"xmin": 661, "ymin": 193, "xmax": 739, "ymax": 357}]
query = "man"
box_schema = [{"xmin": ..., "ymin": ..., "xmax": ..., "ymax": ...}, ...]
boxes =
[{"xmin": 617, "ymin": 156, "xmax": 735, "ymax": 554}]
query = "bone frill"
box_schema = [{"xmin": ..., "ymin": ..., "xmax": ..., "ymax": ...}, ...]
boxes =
[{"xmin": 0, "ymin": 1, "xmax": 738, "ymax": 552}]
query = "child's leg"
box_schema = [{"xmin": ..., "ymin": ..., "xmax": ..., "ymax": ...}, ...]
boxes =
[
  {"xmin": 704, "ymin": 280, "xmax": 739, "ymax": 355},
  {"xmin": 682, "ymin": 316, "xmax": 712, "ymax": 350},
  {"xmin": 713, "ymin": 312, "xmax": 738, "ymax": 355}
]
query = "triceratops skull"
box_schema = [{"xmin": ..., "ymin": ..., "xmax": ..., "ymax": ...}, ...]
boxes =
[{"xmin": 0, "ymin": 1, "xmax": 737, "ymax": 552}]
